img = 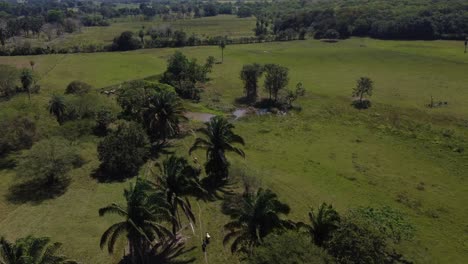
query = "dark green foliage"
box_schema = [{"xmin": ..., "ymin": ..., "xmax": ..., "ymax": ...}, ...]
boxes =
[
  {"xmin": 219, "ymin": 40, "xmax": 226, "ymax": 63},
  {"xmin": 271, "ymin": 0, "xmax": 468, "ymax": 40},
  {"xmin": 348, "ymin": 207, "xmax": 415, "ymax": 243},
  {"xmin": 65, "ymin": 80, "xmax": 92, "ymax": 95},
  {"xmin": 97, "ymin": 121, "xmax": 149, "ymax": 178},
  {"xmin": 19, "ymin": 68, "xmax": 34, "ymax": 101},
  {"xmin": 46, "ymin": 9, "xmax": 64, "ymax": 23},
  {"xmin": 264, "ymin": 64, "xmax": 289, "ymax": 102},
  {"xmin": 298, "ymin": 203, "xmax": 340, "ymax": 247},
  {"xmin": 142, "ymin": 90, "xmax": 186, "ymax": 142},
  {"xmin": 352, "ymin": 77, "xmax": 374, "ymax": 109},
  {"xmin": 116, "ymin": 80, "xmax": 158, "ymax": 121},
  {"xmin": 189, "ymin": 116, "xmax": 245, "ymax": 189},
  {"xmin": 240, "ymin": 64, "xmax": 264, "ymax": 102},
  {"xmin": 323, "ymin": 29, "xmax": 340, "ymax": 39},
  {"xmin": 237, "ymin": 6, "xmax": 253, "ymax": 18},
  {"xmin": 223, "ymin": 188, "xmax": 292, "ymax": 254},
  {"xmin": 326, "ymin": 207, "xmax": 414, "ymax": 264},
  {"xmin": 0, "ymin": 115, "xmax": 37, "ymax": 157},
  {"xmin": 62, "ymin": 93, "xmax": 109, "ymax": 123},
  {"xmin": 111, "ymin": 31, "xmax": 142, "ymax": 51},
  {"xmin": 17, "ymin": 138, "xmax": 82, "ymax": 185},
  {"xmin": 161, "ymin": 51, "xmax": 210, "ymax": 100},
  {"xmin": 99, "ymin": 178, "xmax": 172, "ymax": 260},
  {"xmin": 0, "ymin": 65, "xmax": 18, "ymax": 99},
  {"xmin": 48, "ymin": 94, "xmax": 66, "ymax": 124},
  {"xmin": 153, "ymin": 156, "xmax": 203, "ymax": 234},
  {"xmin": 95, "ymin": 108, "xmax": 115, "ymax": 136},
  {"xmin": 0, "ymin": 236, "xmax": 77, "ymax": 264},
  {"xmin": 248, "ymin": 231, "xmax": 334, "ymax": 264},
  {"xmin": 326, "ymin": 217, "xmax": 389, "ymax": 264}
]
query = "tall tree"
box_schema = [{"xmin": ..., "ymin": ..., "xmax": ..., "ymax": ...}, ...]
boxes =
[
  {"xmin": 97, "ymin": 121, "xmax": 149, "ymax": 178},
  {"xmin": 17, "ymin": 138, "xmax": 81, "ymax": 186},
  {"xmin": 99, "ymin": 178, "xmax": 172, "ymax": 262},
  {"xmin": 153, "ymin": 156, "xmax": 203, "ymax": 234},
  {"xmin": 352, "ymin": 76, "xmax": 374, "ymax": 103},
  {"xmin": 20, "ymin": 68, "xmax": 34, "ymax": 102},
  {"xmin": 143, "ymin": 90, "xmax": 186, "ymax": 142},
  {"xmin": 189, "ymin": 116, "xmax": 245, "ymax": 188},
  {"xmin": 298, "ymin": 203, "xmax": 340, "ymax": 247},
  {"xmin": 240, "ymin": 64, "xmax": 263, "ymax": 102},
  {"xmin": 0, "ymin": 236, "xmax": 77, "ymax": 264},
  {"xmin": 219, "ymin": 40, "xmax": 226, "ymax": 63},
  {"xmin": 263, "ymin": 64, "xmax": 289, "ymax": 102},
  {"xmin": 48, "ymin": 94, "xmax": 66, "ymax": 125},
  {"xmin": 223, "ymin": 188, "xmax": 292, "ymax": 254}
]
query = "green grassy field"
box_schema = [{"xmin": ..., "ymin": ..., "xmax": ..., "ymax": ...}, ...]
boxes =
[
  {"xmin": 45, "ymin": 15, "xmax": 256, "ymax": 49},
  {"xmin": 0, "ymin": 38, "xmax": 467, "ymax": 263}
]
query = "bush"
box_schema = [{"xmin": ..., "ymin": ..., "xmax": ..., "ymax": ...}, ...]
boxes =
[
  {"xmin": 326, "ymin": 207, "xmax": 413, "ymax": 264},
  {"xmin": 0, "ymin": 115, "xmax": 37, "ymax": 157},
  {"xmin": 0, "ymin": 65, "xmax": 19, "ymax": 98},
  {"xmin": 58, "ymin": 119, "xmax": 95, "ymax": 141},
  {"xmin": 352, "ymin": 99, "xmax": 371, "ymax": 109},
  {"xmin": 65, "ymin": 80, "xmax": 92, "ymax": 95},
  {"xmin": 116, "ymin": 80, "xmax": 175, "ymax": 121},
  {"xmin": 111, "ymin": 31, "xmax": 142, "ymax": 51},
  {"xmin": 95, "ymin": 108, "xmax": 116, "ymax": 136},
  {"xmin": 17, "ymin": 138, "xmax": 82, "ymax": 185},
  {"xmin": 97, "ymin": 121, "xmax": 149, "ymax": 178},
  {"xmin": 248, "ymin": 231, "xmax": 334, "ymax": 264},
  {"xmin": 63, "ymin": 93, "xmax": 107, "ymax": 122}
]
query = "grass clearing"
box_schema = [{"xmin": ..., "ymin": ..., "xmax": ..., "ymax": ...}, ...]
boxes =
[{"xmin": 0, "ymin": 38, "xmax": 467, "ymax": 263}]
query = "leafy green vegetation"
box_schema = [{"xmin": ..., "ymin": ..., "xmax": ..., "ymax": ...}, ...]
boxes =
[{"xmin": 0, "ymin": 36, "xmax": 466, "ymax": 264}]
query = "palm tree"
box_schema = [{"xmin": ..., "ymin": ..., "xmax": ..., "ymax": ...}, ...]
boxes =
[
  {"xmin": 48, "ymin": 95, "xmax": 66, "ymax": 125},
  {"xmin": 153, "ymin": 156, "xmax": 203, "ymax": 234},
  {"xmin": 223, "ymin": 188, "xmax": 292, "ymax": 254},
  {"xmin": 298, "ymin": 203, "xmax": 340, "ymax": 247},
  {"xmin": 189, "ymin": 116, "xmax": 245, "ymax": 188},
  {"xmin": 99, "ymin": 178, "xmax": 172, "ymax": 262},
  {"xmin": 219, "ymin": 40, "xmax": 226, "ymax": 63},
  {"xmin": 143, "ymin": 90, "xmax": 186, "ymax": 142},
  {"xmin": 131, "ymin": 235, "xmax": 195, "ymax": 264},
  {"xmin": 0, "ymin": 236, "xmax": 77, "ymax": 264}
]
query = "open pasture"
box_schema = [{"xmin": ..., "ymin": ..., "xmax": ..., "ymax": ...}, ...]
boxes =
[{"xmin": 0, "ymin": 38, "xmax": 467, "ymax": 263}]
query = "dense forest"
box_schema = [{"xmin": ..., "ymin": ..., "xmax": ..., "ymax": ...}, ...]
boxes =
[{"xmin": 267, "ymin": 0, "xmax": 468, "ymax": 40}]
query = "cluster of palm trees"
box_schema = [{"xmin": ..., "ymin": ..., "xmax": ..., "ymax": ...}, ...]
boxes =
[
  {"xmin": 221, "ymin": 186, "xmax": 341, "ymax": 257},
  {"xmin": 0, "ymin": 236, "xmax": 77, "ymax": 264},
  {"xmin": 98, "ymin": 114, "xmax": 246, "ymax": 263}
]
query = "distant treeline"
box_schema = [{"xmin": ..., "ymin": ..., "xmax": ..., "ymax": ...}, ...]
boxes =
[{"xmin": 267, "ymin": 0, "xmax": 468, "ymax": 40}]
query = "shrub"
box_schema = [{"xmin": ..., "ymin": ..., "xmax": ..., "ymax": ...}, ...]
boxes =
[
  {"xmin": 111, "ymin": 31, "xmax": 142, "ymax": 51},
  {"xmin": 0, "ymin": 65, "xmax": 19, "ymax": 99},
  {"xmin": 352, "ymin": 99, "xmax": 371, "ymax": 109},
  {"xmin": 95, "ymin": 108, "xmax": 116, "ymax": 136},
  {"xmin": 65, "ymin": 80, "xmax": 92, "ymax": 95},
  {"xmin": 248, "ymin": 231, "xmax": 334, "ymax": 264},
  {"xmin": 0, "ymin": 115, "xmax": 37, "ymax": 156},
  {"xmin": 97, "ymin": 121, "xmax": 149, "ymax": 178},
  {"xmin": 17, "ymin": 138, "xmax": 82, "ymax": 185}
]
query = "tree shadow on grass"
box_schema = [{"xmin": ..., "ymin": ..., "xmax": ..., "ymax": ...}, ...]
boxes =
[
  {"xmin": 6, "ymin": 177, "xmax": 71, "ymax": 204},
  {"xmin": 234, "ymin": 96, "xmax": 256, "ymax": 106},
  {"xmin": 91, "ymin": 165, "xmax": 137, "ymax": 183}
]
